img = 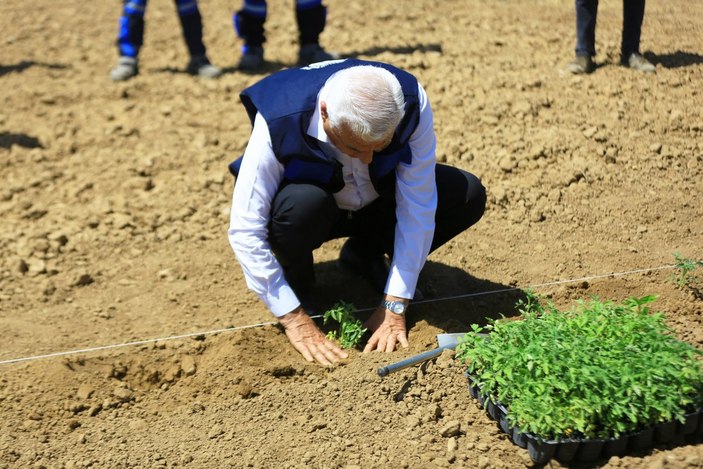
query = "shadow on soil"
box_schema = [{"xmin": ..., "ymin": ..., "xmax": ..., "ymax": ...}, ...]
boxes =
[
  {"xmin": 645, "ymin": 50, "xmax": 703, "ymax": 69},
  {"xmin": 174, "ymin": 43, "xmax": 443, "ymax": 76},
  {"xmin": 154, "ymin": 60, "xmax": 290, "ymax": 77},
  {"xmin": 0, "ymin": 60, "xmax": 69, "ymax": 77},
  {"xmin": 0, "ymin": 132, "xmax": 44, "ymax": 150},
  {"xmin": 345, "ymin": 43, "xmax": 443, "ymax": 58},
  {"xmin": 309, "ymin": 257, "xmax": 527, "ymax": 335}
]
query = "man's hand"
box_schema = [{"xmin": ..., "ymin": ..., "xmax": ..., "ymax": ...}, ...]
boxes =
[
  {"xmin": 363, "ymin": 302, "xmax": 409, "ymax": 353},
  {"xmin": 279, "ymin": 307, "xmax": 348, "ymax": 367}
]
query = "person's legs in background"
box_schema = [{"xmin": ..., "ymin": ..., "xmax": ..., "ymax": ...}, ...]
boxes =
[
  {"xmin": 234, "ymin": 0, "xmax": 337, "ymax": 70},
  {"xmin": 233, "ymin": 0, "xmax": 267, "ymax": 71},
  {"xmin": 110, "ymin": 0, "xmax": 220, "ymax": 80},
  {"xmin": 568, "ymin": 0, "xmax": 598, "ymax": 74},
  {"xmin": 176, "ymin": 0, "xmax": 222, "ymax": 77},
  {"xmin": 111, "ymin": 0, "xmax": 147, "ymax": 81},
  {"xmin": 621, "ymin": 0, "xmax": 655, "ymax": 72},
  {"xmin": 295, "ymin": 0, "xmax": 338, "ymax": 65}
]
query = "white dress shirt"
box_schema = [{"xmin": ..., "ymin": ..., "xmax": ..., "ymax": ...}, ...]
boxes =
[{"xmin": 228, "ymin": 81, "xmax": 437, "ymax": 317}]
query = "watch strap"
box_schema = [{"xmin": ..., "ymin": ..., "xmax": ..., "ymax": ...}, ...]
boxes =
[{"xmin": 382, "ymin": 300, "xmax": 408, "ymax": 315}]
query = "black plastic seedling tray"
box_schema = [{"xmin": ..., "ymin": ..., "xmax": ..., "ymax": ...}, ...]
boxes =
[{"xmin": 465, "ymin": 372, "xmax": 703, "ymax": 464}]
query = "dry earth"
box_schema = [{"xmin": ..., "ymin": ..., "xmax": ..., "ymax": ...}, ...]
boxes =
[{"xmin": 1, "ymin": 0, "xmax": 702, "ymax": 467}]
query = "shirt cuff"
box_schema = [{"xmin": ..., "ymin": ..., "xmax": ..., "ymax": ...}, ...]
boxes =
[
  {"xmin": 385, "ymin": 265, "xmax": 419, "ymax": 301},
  {"xmin": 262, "ymin": 284, "xmax": 301, "ymax": 318}
]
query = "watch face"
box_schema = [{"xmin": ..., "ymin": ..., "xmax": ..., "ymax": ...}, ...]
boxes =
[{"xmin": 386, "ymin": 301, "xmax": 405, "ymax": 314}]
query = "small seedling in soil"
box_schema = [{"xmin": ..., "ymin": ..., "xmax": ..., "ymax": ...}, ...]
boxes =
[
  {"xmin": 323, "ymin": 301, "xmax": 367, "ymax": 349},
  {"xmin": 672, "ymin": 252, "xmax": 703, "ymax": 298}
]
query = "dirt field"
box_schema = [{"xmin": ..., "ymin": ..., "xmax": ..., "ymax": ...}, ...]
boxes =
[{"xmin": 1, "ymin": 0, "xmax": 702, "ymax": 467}]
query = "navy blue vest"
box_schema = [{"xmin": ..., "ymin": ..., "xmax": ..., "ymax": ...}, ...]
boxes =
[{"xmin": 228, "ymin": 59, "xmax": 421, "ymax": 195}]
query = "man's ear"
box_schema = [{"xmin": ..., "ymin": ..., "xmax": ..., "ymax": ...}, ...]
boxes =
[{"xmin": 320, "ymin": 101, "xmax": 328, "ymax": 122}]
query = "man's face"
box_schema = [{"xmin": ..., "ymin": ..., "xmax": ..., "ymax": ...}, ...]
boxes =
[{"xmin": 321, "ymin": 102, "xmax": 392, "ymax": 164}]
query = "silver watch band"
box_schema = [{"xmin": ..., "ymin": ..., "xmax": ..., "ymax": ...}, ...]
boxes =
[{"xmin": 382, "ymin": 300, "xmax": 407, "ymax": 315}]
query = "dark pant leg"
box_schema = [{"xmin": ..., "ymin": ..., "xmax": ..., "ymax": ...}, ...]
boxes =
[
  {"xmin": 429, "ymin": 164, "xmax": 486, "ymax": 254},
  {"xmin": 234, "ymin": 0, "xmax": 267, "ymax": 47},
  {"xmin": 331, "ymin": 164, "xmax": 486, "ymax": 259},
  {"xmin": 575, "ymin": 0, "xmax": 598, "ymax": 57},
  {"xmin": 268, "ymin": 183, "xmax": 339, "ymax": 293},
  {"xmin": 269, "ymin": 166, "xmax": 485, "ymax": 290},
  {"xmin": 295, "ymin": 0, "xmax": 326, "ymax": 45},
  {"xmin": 621, "ymin": 0, "xmax": 645, "ymax": 59},
  {"xmin": 116, "ymin": 0, "xmax": 148, "ymax": 58},
  {"xmin": 328, "ymin": 196, "xmax": 397, "ymax": 259},
  {"xmin": 175, "ymin": 0, "xmax": 206, "ymax": 57}
]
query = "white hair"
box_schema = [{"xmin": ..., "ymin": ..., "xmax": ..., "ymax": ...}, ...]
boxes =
[{"xmin": 324, "ymin": 66, "xmax": 406, "ymax": 143}]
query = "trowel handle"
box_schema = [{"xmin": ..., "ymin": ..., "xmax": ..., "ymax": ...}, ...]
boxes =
[{"xmin": 377, "ymin": 345, "xmax": 451, "ymax": 377}]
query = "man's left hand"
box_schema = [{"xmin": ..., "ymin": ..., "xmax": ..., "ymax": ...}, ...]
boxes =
[{"xmin": 363, "ymin": 305, "xmax": 409, "ymax": 353}]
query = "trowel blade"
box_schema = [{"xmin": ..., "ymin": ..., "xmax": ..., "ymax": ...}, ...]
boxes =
[{"xmin": 436, "ymin": 332, "xmax": 467, "ymax": 348}]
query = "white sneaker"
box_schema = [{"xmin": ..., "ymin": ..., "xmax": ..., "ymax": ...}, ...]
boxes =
[
  {"xmin": 187, "ymin": 54, "xmax": 222, "ymax": 78},
  {"xmin": 110, "ymin": 56, "xmax": 138, "ymax": 81},
  {"xmin": 624, "ymin": 53, "xmax": 656, "ymax": 73}
]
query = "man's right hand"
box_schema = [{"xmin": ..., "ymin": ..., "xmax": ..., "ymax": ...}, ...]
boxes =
[{"xmin": 278, "ymin": 307, "xmax": 349, "ymax": 367}]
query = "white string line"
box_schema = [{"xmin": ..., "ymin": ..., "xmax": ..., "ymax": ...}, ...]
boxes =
[
  {"xmin": 394, "ymin": 263, "xmax": 678, "ymax": 310},
  {"xmin": 0, "ymin": 321, "xmax": 280, "ymax": 365},
  {"xmin": 0, "ymin": 263, "xmax": 677, "ymax": 366}
]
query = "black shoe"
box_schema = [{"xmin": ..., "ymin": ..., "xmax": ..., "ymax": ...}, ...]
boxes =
[
  {"xmin": 296, "ymin": 290, "xmax": 318, "ymax": 315},
  {"xmin": 283, "ymin": 268, "xmax": 315, "ymax": 300},
  {"xmin": 298, "ymin": 43, "xmax": 339, "ymax": 66},
  {"xmin": 338, "ymin": 240, "xmax": 425, "ymax": 300},
  {"xmin": 238, "ymin": 45, "xmax": 264, "ymax": 71},
  {"xmin": 338, "ymin": 241, "xmax": 389, "ymax": 294}
]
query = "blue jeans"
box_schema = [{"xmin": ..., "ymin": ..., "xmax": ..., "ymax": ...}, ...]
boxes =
[{"xmin": 575, "ymin": 0, "xmax": 646, "ymax": 59}]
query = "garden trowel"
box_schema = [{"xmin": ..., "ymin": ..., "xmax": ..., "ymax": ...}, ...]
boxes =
[{"xmin": 377, "ymin": 332, "xmax": 466, "ymax": 377}]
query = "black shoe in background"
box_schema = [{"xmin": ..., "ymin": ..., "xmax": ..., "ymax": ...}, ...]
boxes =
[
  {"xmin": 338, "ymin": 240, "xmax": 425, "ymax": 301},
  {"xmin": 338, "ymin": 240, "xmax": 389, "ymax": 294}
]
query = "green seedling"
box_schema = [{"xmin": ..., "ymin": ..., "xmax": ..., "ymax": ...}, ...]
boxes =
[
  {"xmin": 672, "ymin": 252, "xmax": 703, "ymax": 292},
  {"xmin": 323, "ymin": 301, "xmax": 367, "ymax": 349},
  {"xmin": 456, "ymin": 294, "xmax": 703, "ymax": 440}
]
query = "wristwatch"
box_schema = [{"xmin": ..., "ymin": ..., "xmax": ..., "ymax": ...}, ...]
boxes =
[{"xmin": 382, "ymin": 300, "xmax": 408, "ymax": 315}]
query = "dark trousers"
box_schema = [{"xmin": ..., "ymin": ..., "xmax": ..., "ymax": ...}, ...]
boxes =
[
  {"xmin": 267, "ymin": 164, "xmax": 487, "ymax": 291},
  {"xmin": 234, "ymin": 0, "xmax": 326, "ymax": 47},
  {"xmin": 116, "ymin": 0, "xmax": 206, "ymax": 58},
  {"xmin": 575, "ymin": 0, "xmax": 646, "ymax": 59}
]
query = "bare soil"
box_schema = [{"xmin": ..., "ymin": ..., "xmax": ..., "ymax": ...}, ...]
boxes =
[{"xmin": 1, "ymin": 0, "xmax": 702, "ymax": 467}]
